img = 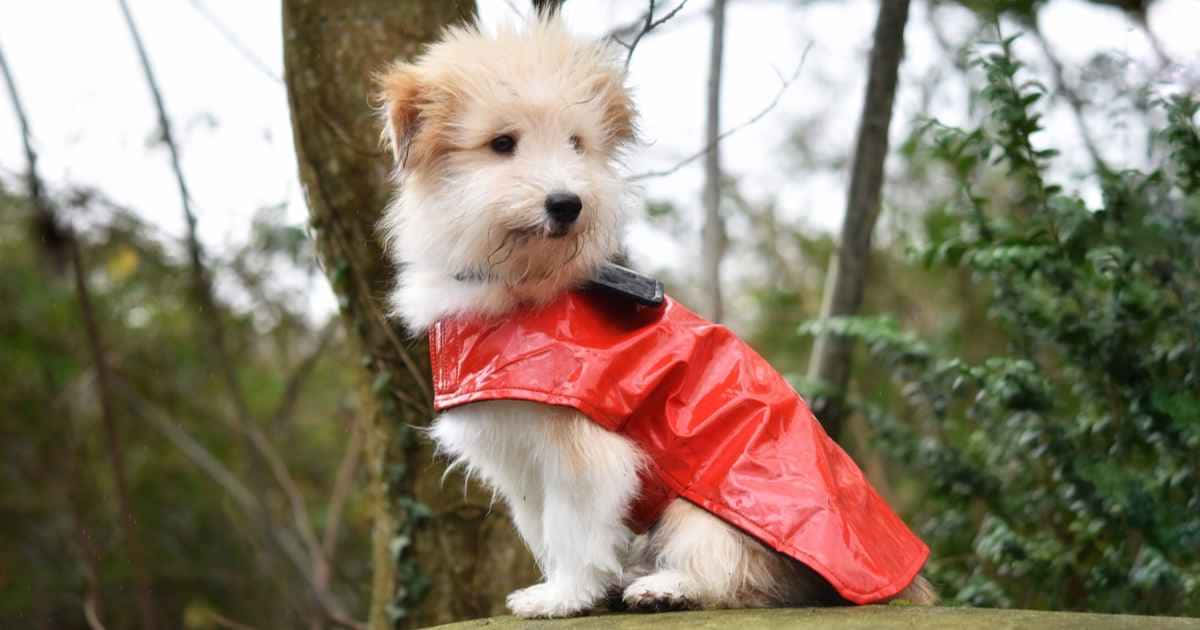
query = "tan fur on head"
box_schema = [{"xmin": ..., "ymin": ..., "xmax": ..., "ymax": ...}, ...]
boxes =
[
  {"xmin": 375, "ymin": 19, "xmax": 636, "ymax": 171},
  {"xmin": 377, "ymin": 17, "xmax": 638, "ymax": 331}
]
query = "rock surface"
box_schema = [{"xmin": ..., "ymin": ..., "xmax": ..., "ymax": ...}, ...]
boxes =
[{"xmin": 427, "ymin": 606, "xmax": 1200, "ymax": 629}]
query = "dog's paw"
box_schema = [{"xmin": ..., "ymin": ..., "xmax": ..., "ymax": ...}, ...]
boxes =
[
  {"xmin": 506, "ymin": 583, "xmax": 594, "ymax": 619},
  {"xmin": 622, "ymin": 572, "xmax": 700, "ymax": 613}
]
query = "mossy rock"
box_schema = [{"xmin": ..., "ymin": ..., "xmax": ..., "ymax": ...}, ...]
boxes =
[{"xmin": 426, "ymin": 606, "xmax": 1200, "ymax": 630}]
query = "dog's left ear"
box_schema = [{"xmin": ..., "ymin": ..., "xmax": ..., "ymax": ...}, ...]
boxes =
[
  {"xmin": 593, "ymin": 69, "xmax": 637, "ymax": 148},
  {"xmin": 375, "ymin": 62, "xmax": 424, "ymax": 166}
]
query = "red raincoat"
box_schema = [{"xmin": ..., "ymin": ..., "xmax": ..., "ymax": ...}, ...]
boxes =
[{"xmin": 429, "ymin": 290, "xmax": 929, "ymax": 604}]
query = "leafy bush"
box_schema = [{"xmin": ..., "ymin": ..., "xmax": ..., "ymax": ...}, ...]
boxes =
[{"xmin": 802, "ymin": 33, "xmax": 1200, "ymax": 614}]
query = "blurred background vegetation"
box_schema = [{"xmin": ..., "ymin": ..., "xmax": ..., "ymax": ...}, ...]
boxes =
[{"xmin": 1, "ymin": 0, "xmax": 1197, "ymax": 629}]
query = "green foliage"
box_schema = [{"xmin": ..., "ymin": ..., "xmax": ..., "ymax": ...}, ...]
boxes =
[
  {"xmin": 0, "ymin": 188, "xmax": 371, "ymax": 629},
  {"xmin": 801, "ymin": 36, "xmax": 1200, "ymax": 614}
]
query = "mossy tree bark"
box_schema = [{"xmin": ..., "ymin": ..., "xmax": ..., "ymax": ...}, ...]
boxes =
[{"xmin": 282, "ymin": 2, "xmax": 539, "ymax": 627}]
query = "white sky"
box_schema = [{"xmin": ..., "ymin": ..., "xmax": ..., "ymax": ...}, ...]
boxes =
[{"xmin": 1, "ymin": 0, "xmax": 1197, "ymax": 321}]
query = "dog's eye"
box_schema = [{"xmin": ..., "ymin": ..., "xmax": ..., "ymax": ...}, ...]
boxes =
[
  {"xmin": 570, "ymin": 134, "xmax": 583, "ymax": 153},
  {"xmin": 490, "ymin": 134, "xmax": 517, "ymax": 155}
]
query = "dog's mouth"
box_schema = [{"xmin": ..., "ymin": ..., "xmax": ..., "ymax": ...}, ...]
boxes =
[{"xmin": 508, "ymin": 223, "xmax": 575, "ymax": 240}]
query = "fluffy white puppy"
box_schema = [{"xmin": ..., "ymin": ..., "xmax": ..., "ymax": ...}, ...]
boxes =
[{"xmin": 376, "ymin": 17, "xmax": 933, "ymax": 619}]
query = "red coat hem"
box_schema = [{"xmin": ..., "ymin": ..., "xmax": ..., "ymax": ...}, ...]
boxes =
[{"xmin": 434, "ymin": 389, "xmax": 929, "ymax": 604}]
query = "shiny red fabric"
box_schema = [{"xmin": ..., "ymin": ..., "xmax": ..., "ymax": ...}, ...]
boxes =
[{"xmin": 429, "ymin": 291, "xmax": 929, "ymax": 604}]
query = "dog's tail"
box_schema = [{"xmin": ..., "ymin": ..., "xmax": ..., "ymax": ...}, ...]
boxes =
[{"xmin": 888, "ymin": 574, "xmax": 939, "ymax": 605}]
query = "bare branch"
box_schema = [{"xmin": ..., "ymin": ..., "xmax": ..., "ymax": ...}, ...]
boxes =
[
  {"xmin": 117, "ymin": 380, "xmax": 259, "ymax": 512},
  {"xmin": 630, "ymin": 43, "xmax": 812, "ymax": 182},
  {"xmin": 271, "ymin": 319, "xmax": 340, "ymax": 431},
  {"xmin": 116, "ymin": 0, "xmax": 196, "ymax": 245},
  {"xmin": 0, "ymin": 42, "xmax": 43, "ymax": 208},
  {"xmin": 1030, "ymin": 22, "xmax": 1108, "ymax": 173},
  {"xmin": 319, "ymin": 408, "xmax": 364, "ymax": 583},
  {"xmin": 0, "ymin": 40, "xmax": 69, "ymax": 268},
  {"xmin": 372, "ymin": 303, "xmax": 434, "ymax": 409},
  {"xmin": 83, "ymin": 598, "xmax": 108, "ymax": 630},
  {"xmin": 116, "ymin": 0, "xmax": 257, "ymax": 427},
  {"xmin": 204, "ymin": 609, "xmax": 259, "ymax": 630},
  {"xmin": 317, "ymin": 209, "xmax": 433, "ymax": 410},
  {"xmin": 69, "ymin": 239, "xmax": 162, "ymax": 630},
  {"xmin": 1139, "ymin": 21, "xmax": 1173, "ymax": 71},
  {"xmin": 611, "ymin": 1, "xmax": 690, "ymax": 71},
  {"xmin": 606, "ymin": 2, "xmax": 701, "ymax": 44},
  {"xmin": 65, "ymin": 446, "xmax": 109, "ymax": 630},
  {"xmin": 503, "ymin": 0, "xmax": 527, "ymax": 17},
  {"xmin": 243, "ymin": 420, "xmax": 325, "ymax": 568},
  {"xmin": 187, "ymin": 0, "xmax": 283, "ymax": 84},
  {"xmin": 114, "ymin": 379, "xmax": 365, "ymax": 630}
]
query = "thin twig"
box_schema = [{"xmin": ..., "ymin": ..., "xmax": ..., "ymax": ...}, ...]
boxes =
[
  {"xmin": 242, "ymin": 420, "xmax": 326, "ymax": 568},
  {"xmin": 605, "ymin": 7, "xmax": 693, "ymax": 43},
  {"xmin": 205, "ymin": 609, "xmax": 259, "ymax": 630},
  {"xmin": 187, "ymin": 0, "xmax": 283, "ymax": 84},
  {"xmin": 270, "ymin": 319, "xmax": 339, "ymax": 431},
  {"xmin": 116, "ymin": 0, "xmax": 195, "ymax": 245},
  {"xmin": 630, "ymin": 43, "xmax": 813, "ymax": 181},
  {"xmin": 69, "ymin": 240, "xmax": 161, "ymax": 630},
  {"xmin": 319, "ymin": 408, "xmax": 363, "ymax": 585},
  {"xmin": 1030, "ymin": 23, "xmax": 1108, "ymax": 173},
  {"xmin": 117, "ymin": 380, "xmax": 259, "ymax": 512},
  {"xmin": 613, "ymin": 0, "xmax": 690, "ymax": 71},
  {"xmin": 113, "ymin": 376, "xmax": 309, "ymax": 562},
  {"xmin": 503, "ymin": 0, "xmax": 526, "ymax": 18},
  {"xmin": 0, "ymin": 42, "xmax": 43, "ymax": 209},
  {"xmin": 116, "ymin": 0, "xmax": 256, "ymax": 427},
  {"xmin": 83, "ymin": 598, "xmax": 108, "ymax": 630},
  {"xmin": 372, "ymin": 303, "xmax": 434, "ymax": 408},
  {"xmin": 65, "ymin": 447, "xmax": 108, "ymax": 630},
  {"xmin": 0, "ymin": 39, "xmax": 68, "ymax": 267},
  {"xmin": 114, "ymin": 378, "xmax": 365, "ymax": 630},
  {"xmin": 234, "ymin": 413, "xmax": 362, "ymax": 630}
]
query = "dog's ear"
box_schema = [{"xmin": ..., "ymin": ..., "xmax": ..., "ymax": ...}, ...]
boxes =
[
  {"xmin": 376, "ymin": 62, "xmax": 424, "ymax": 166},
  {"xmin": 594, "ymin": 69, "xmax": 637, "ymax": 148}
]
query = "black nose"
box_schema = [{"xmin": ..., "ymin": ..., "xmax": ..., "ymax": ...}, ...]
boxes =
[{"xmin": 545, "ymin": 191, "xmax": 582, "ymax": 224}]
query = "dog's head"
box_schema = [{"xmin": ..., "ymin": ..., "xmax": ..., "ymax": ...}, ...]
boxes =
[{"xmin": 377, "ymin": 18, "xmax": 636, "ymax": 304}]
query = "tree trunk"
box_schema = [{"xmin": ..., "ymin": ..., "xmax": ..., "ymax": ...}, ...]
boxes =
[
  {"xmin": 701, "ymin": 0, "xmax": 729, "ymax": 323},
  {"xmin": 281, "ymin": 2, "xmax": 539, "ymax": 628},
  {"xmin": 806, "ymin": 0, "xmax": 910, "ymax": 441}
]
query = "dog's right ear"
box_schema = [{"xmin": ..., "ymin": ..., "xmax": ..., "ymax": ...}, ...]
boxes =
[{"xmin": 376, "ymin": 62, "xmax": 424, "ymax": 167}]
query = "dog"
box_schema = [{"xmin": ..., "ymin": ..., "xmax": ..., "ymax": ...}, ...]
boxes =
[{"xmin": 376, "ymin": 16, "xmax": 936, "ymax": 619}]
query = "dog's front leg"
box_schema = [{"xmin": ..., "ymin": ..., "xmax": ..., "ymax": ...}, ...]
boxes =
[{"xmin": 505, "ymin": 412, "xmax": 642, "ymax": 618}]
